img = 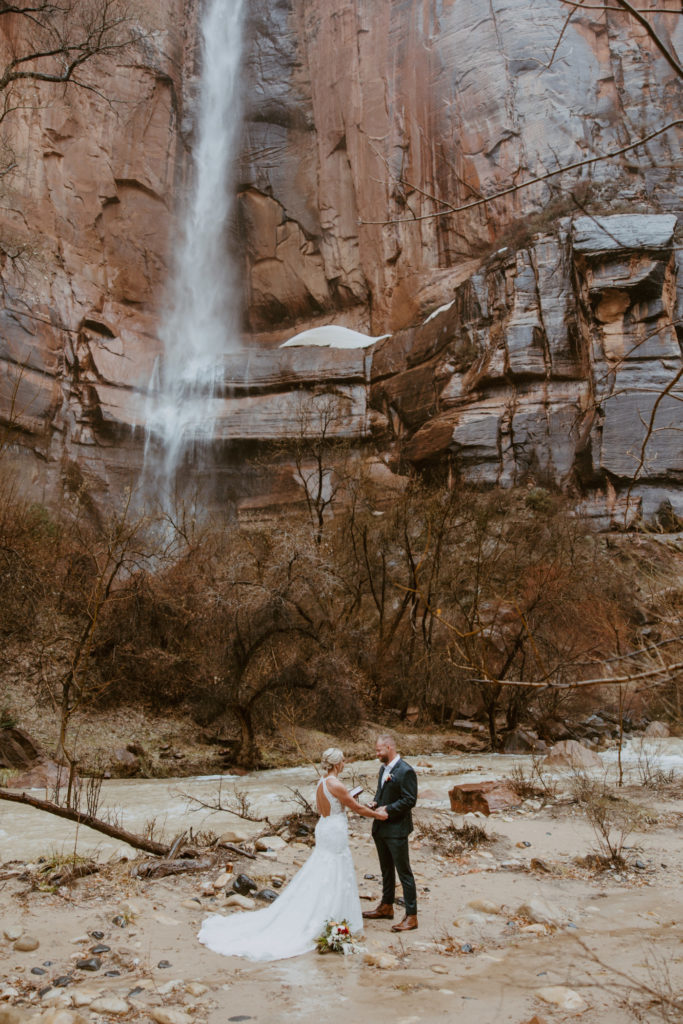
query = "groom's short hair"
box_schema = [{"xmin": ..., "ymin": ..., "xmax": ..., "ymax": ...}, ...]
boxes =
[{"xmin": 377, "ymin": 732, "xmax": 396, "ymax": 748}]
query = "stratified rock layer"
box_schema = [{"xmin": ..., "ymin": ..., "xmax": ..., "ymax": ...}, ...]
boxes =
[{"xmin": 0, "ymin": 1, "xmax": 681, "ymax": 517}]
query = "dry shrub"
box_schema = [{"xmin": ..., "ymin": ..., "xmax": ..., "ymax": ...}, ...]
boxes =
[{"xmin": 416, "ymin": 815, "xmax": 492, "ymax": 857}]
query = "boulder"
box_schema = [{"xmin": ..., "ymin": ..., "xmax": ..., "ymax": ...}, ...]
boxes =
[
  {"xmin": 5, "ymin": 758, "xmax": 72, "ymax": 791},
  {"xmin": 502, "ymin": 728, "xmax": 547, "ymax": 754},
  {"xmin": 448, "ymin": 780, "xmax": 522, "ymax": 815},
  {"xmin": 644, "ymin": 721, "xmax": 670, "ymax": 738},
  {"xmin": 543, "ymin": 740, "xmax": 602, "ymax": 769},
  {"xmin": 0, "ymin": 727, "xmax": 42, "ymax": 770}
]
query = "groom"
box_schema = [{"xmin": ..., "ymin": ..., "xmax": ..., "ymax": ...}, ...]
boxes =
[{"xmin": 363, "ymin": 733, "xmax": 418, "ymax": 932}]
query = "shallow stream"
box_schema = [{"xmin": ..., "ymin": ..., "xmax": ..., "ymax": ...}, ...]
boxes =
[{"xmin": 2, "ymin": 738, "xmax": 682, "ymax": 863}]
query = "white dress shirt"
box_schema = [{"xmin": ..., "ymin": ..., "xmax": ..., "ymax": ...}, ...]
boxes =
[{"xmin": 381, "ymin": 754, "xmax": 400, "ymax": 787}]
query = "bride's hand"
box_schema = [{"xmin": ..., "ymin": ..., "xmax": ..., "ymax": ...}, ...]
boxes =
[{"xmin": 375, "ymin": 806, "xmax": 388, "ymax": 820}]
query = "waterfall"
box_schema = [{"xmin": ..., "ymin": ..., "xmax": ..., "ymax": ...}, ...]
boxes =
[{"xmin": 143, "ymin": 0, "xmax": 246, "ymax": 503}]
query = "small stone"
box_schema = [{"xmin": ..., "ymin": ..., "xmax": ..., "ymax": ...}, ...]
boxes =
[
  {"xmin": 111, "ymin": 916, "xmax": 126, "ymax": 928},
  {"xmin": 517, "ymin": 897, "xmax": 567, "ymax": 927},
  {"xmin": 70, "ymin": 935, "xmax": 89, "ymax": 944},
  {"xmin": 224, "ymin": 894, "xmax": 256, "ymax": 910},
  {"xmin": 216, "ymin": 829, "xmax": 249, "ymax": 845},
  {"xmin": 90, "ymin": 931, "xmax": 104, "ymax": 940},
  {"xmin": 75, "ymin": 958, "xmax": 101, "ymax": 971},
  {"xmin": 89, "ymin": 995, "xmax": 130, "ymax": 1015},
  {"xmin": 270, "ymin": 879, "xmax": 283, "ymax": 889},
  {"xmin": 52, "ymin": 977, "xmax": 72, "ymax": 988},
  {"xmin": 517, "ymin": 841, "xmax": 532, "ymax": 848},
  {"xmin": 185, "ymin": 982, "xmax": 208, "ymax": 997},
  {"xmin": 3, "ymin": 925, "xmax": 23, "ymax": 941},
  {"xmin": 149, "ymin": 1008, "xmax": 193, "ymax": 1024},
  {"xmin": 13, "ymin": 936, "xmax": 39, "ymax": 952},
  {"xmin": 530, "ymin": 858, "xmax": 552, "ymax": 873},
  {"xmin": 212, "ymin": 871, "xmax": 233, "ymax": 890},
  {"xmin": 182, "ymin": 898, "xmax": 202, "ymax": 908},
  {"xmin": 90, "ymin": 944, "xmax": 110, "ymax": 954},
  {"xmin": 363, "ymin": 873, "xmax": 376, "ymax": 880},
  {"xmin": 228, "ymin": 1018, "xmax": 252, "ymax": 1023},
  {"xmin": 634, "ymin": 860, "xmax": 647, "ymax": 870},
  {"xmin": 255, "ymin": 889, "xmax": 278, "ymax": 903},
  {"xmin": 103, "ymin": 970, "xmax": 121, "ymax": 977},
  {"xmin": 461, "ymin": 943, "xmax": 473, "ymax": 953},
  {"xmin": 70, "ymin": 990, "xmax": 99, "ymax": 1007},
  {"xmin": 31, "ymin": 967, "xmax": 47, "ymax": 976},
  {"xmin": 431, "ymin": 964, "xmax": 448, "ymax": 974},
  {"xmin": 158, "ymin": 980, "xmax": 184, "ymax": 996},
  {"xmin": 232, "ymin": 874, "xmax": 258, "ymax": 896},
  {"xmin": 157, "ymin": 960, "xmax": 172, "ymax": 969},
  {"xmin": 255, "ymin": 835, "xmax": 287, "ymax": 852},
  {"xmin": 522, "ymin": 924, "xmax": 548, "ymax": 935},
  {"xmin": 536, "ymin": 986, "xmax": 587, "ymax": 1011}
]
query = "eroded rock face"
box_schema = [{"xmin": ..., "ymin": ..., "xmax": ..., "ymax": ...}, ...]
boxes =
[{"xmin": 0, "ymin": 1, "xmax": 681, "ymax": 517}]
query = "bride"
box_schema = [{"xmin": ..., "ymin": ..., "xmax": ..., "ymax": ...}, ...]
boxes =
[{"xmin": 198, "ymin": 747, "xmax": 387, "ymax": 961}]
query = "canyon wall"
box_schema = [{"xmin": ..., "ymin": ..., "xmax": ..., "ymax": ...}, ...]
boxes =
[{"xmin": 0, "ymin": 0, "xmax": 681, "ymax": 522}]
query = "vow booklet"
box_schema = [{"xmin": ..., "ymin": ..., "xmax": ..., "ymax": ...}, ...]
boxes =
[{"xmin": 350, "ymin": 785, "xmax": 363, "ymax": 799}]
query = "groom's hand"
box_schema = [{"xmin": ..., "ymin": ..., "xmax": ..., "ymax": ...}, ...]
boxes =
[
  {"xmin": 376, "ymin": 806, "xmax": 388, "ymax": 820},
  {"xmin": 368, "ymin": 800, "xmax": 378, "ymax": 809}
]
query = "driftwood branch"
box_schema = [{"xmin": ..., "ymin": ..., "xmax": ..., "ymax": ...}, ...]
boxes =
[
  {"xmin": 0, "ymin": 788, "xmax": 169, "ymax": 856},
  {"xmin": 131, "ymin": 856, "xmax": 216, "ymax": 879}
]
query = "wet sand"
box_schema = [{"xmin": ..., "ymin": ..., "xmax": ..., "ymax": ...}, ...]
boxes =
[{"xmin": 1, "ymin": 746, "xmax": 682, "ymax": 1023}]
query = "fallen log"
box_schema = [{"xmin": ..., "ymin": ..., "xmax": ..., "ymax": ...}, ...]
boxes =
[
  {"xmin": 131, "ymin": 856, "xmax": 216, "ymax": 879},
  {"xmin": 0, "ymin": 789, "xmax": 169, "ymax": 856}
]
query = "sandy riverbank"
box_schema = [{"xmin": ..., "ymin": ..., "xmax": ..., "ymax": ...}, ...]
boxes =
[{"xmin": 2, "ymin": 753, "xmax": 683, "ymax": 1024}]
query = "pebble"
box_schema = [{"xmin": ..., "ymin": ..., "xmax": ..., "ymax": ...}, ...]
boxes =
[
  {"xmin": 75, "ymin": 958, "xmax": 101, "ymax": 972},
  {"xmin": 431, "ymin": 964, "xmax": 448, "ymax": 974},
  {"xmin": 149, "ymin": 1008, "xmax": 194, "ymax": 1024},
  {"xmin": 224, "ymin": 894, "xmax": 256, "ymax": 911},
  {"xmin": 89, "ymin": 995, "xmax": 130, "ymax": 1015},
  {"xmin": 90, "ymin": 931, "xmax": 104, "ymax": 940},
  {"xmin": 3, "ymin": 926, "xmax": 23, "ymax": 942},
  {"xmin": 536, "ymin": 986, "xmax": 587, "ymax": 1011},
  {"xmin": 52, "ymin": 977, "xmax": 72, "ymax": 988},
  {"xmin": 517, "ymin": 897, "xmax": 567, "ymax": 927},
  {"xmin": 70, "ymin": 990, "xmax": 100, "ymax": 1007},
  {"xmin": 255, "ymin": 835, "xmax": 287, "ymax": 852},
  {"xmin": 181, "ymin": 899, "xmax": 202, "ymax": 909},
  {"xmin": 111, "ymin": 916, "xmax": 126, "ymax": 928},
  {"xmin": 90, "ymin": 945, "xmax": 110, "ymax": 955},
  {"xmin": 185, "ymin": 983, "xmax": 208, "ymax": 997},
  {"xmin": 232, "ymin": 874, "xmax": 258, "ymax": 896},
  {"xmin": 157, "ymin": 960, "xmax": 172, "ymax": 969},
  {"xmin": 13, "ymin": 936, "xmax": 40, "ymax": 952},
  {"xmin": 31, "ymin": 968, "xmax": 47, "ymax": 976},
  {"xmin": 213, "ymin": 871, "xmax": 233, "ymax": 890},
  {"xmin": 255, "ymin": 889, "xmax": 278, "ymax": 903},
  {"xmin": 158, "ymin": 980, "xmax": 184, "ymax": 996}
]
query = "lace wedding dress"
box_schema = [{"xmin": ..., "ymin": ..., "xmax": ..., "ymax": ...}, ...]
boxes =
[{"xmin": 198, "ymin": 777, "xmax": 363, "ymax": 961}]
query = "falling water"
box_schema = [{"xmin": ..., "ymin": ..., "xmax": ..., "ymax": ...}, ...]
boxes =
[{"xmin": 143, "ymin": 0, "xmax": 246, "ymax": 503}]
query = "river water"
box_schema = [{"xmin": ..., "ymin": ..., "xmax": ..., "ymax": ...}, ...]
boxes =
[{"xmin": 2, "ymin": 740, "xmax": 682, "ymax": 863}]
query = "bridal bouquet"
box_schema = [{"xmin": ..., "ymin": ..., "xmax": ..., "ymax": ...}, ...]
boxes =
[{"xmin": 316, "ymin": 919, "xmax": 364, "ymax": 955}]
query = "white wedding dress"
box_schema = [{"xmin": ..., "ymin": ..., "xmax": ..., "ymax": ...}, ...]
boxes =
[{"xmin": 198, "ymin": 777, "xmax": 363, "ymax": 961}]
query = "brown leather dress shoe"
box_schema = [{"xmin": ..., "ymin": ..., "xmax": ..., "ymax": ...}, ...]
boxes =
[
  {"xmin": 391, "ymin": 914, "xmax": 418, "ymax": 932},
  {"xmin": 362, "ymin": 903, "xmax": 394, "ymax": 920}
]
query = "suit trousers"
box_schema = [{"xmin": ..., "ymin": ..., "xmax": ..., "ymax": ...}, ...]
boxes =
[{"xmin": 373, "ymin": 833, "xmax": 417, "ymax": 916}]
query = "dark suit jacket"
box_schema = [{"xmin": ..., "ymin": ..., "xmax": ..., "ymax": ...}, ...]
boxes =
[{"xmin": 371, "ymin": 757, "xmax": 418, "ymax": 838}]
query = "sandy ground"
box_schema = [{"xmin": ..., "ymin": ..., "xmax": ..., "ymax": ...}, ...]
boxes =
[{"xmin": 1, "ymin": 769, "xmax": 682, "ymax": 1024}]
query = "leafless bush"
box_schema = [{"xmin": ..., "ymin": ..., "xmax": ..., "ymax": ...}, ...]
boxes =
[
  {"xmin": 571, "ymin": 773, "xmax": 644, "ymax": 866},
  {"xmin": 416, "ymin": 815, "xmax": 492, "ymax": 857},
  {"xmin": 509, "ymin": 755, "xmax": 559, "ymax": 801}
]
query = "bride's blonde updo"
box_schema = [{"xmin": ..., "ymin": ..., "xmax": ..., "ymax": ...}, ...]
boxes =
[{"xmin": 321, "ymin": 747, "xmax": 344, "ymax": 773}]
